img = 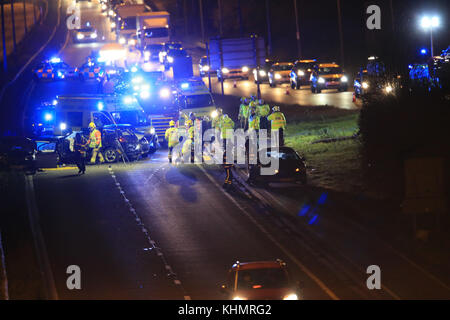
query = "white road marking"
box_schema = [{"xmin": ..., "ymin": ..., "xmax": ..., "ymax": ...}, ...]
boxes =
[{"xmin": 24, "ymin": 175, "xmax": 58, "ymax": 300}]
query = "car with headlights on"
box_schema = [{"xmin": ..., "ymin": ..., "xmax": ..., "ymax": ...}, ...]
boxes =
[
  {"xmin": 220, "ymin": 260, "xmax": 301, "ymax": 300},
  {"xmin": 268, "ymin": 62, "xmax": 294, "ymax": 87},
  {"xmin": 73, "ymin": 26, "xmax": 98, "ymax": 43},
  {"xmin": 247, "ymin": 146, "xmax": 307, "ymax": 185},
  {"xmin": 290, "ymin": 59, "xmax": 317, "ymax": 89},
  {"xmin": 217, "ymin": 65, "xmax": 250, "ymax": 81},
  {"xmin": 253, "ymin": 58, "xmax": 274, "ymax": 84},
  {"xmin": 310, "ymin": 63, "xmax": 348, "ymax": 93},
  {"xmin": 353, "ymin": 69, "xmax": 369, "ymax": 98},
  {"xmin": 199, "ymin": 56, "xmax": 216, "ymax": 77}
]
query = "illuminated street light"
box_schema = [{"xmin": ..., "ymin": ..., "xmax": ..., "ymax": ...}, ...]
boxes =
[{"xmin": 420, "ymin": 15, "xmax": 440, "ymax": 57}]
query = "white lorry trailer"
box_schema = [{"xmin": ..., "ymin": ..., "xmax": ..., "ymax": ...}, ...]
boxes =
[{"xmin": 136, "ymin": 11, "xmax": 170, "ymax": 47}]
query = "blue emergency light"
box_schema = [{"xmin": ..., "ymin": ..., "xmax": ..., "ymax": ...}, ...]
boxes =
[
  {"xmin": 181, "ymin": 83, "xmax": 189, "ymax": 89},
  {"xmin": 50, "ymin": 57, "xmax": 61, "ymax": 64},
  {"xmin": 420, "ymin": 48, "xmax": 428, "ymax": 55},
  {"xmin": 97, "ymin": 102, "xmax": 104, "ymax": 111},
  {"xmin": 44, "ymin": 113, "xmax": 53, "ymax": 121}
]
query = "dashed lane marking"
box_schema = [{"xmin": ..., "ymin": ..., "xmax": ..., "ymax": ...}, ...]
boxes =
[{"xmin": 107, "ymin": 166, "xmax": 191, "ymax": 300}]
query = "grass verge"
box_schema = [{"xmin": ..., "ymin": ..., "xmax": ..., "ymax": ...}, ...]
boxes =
[{"xmin": 285, "ymin": 111, "xmax": 363, "ymax": 193}]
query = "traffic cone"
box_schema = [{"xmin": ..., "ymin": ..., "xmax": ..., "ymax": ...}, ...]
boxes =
[
  {"xmin": 352, "ymin": 92, "xmax": 356, "ymax": 102},
  {"xmin": 233, "ymin": 80, "xmax": 237, "ymax": 88}
]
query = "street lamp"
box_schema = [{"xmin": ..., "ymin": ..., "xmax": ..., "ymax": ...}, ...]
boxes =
[{"xmin": 420, "ymin": 16, "xmax": 440, "ymax": 57}]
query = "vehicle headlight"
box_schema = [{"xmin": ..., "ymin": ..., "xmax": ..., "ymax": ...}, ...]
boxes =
[
  {"xmin": 110, "ymin": 22, "xmax": 116, "ymax": 28},
  {"xmin": 132, "ymin": 76, "xmax": 143, "ymax": 84},
  {"xmin": 167, "ymin": 56, "xmax": 174, "ymax": 63},
  {"xmin": 91, "ymin": 33, "xmax": 97, "ymax": 39},
  {"xmin": 232, "ymin": 296, "xmax": 247, "ymax": 300},
  {"xmin": 222, "ymin": 67, "xmax": 229, "ymax": 74},
  {"xmin": 362, "ymin": 81, "xmax": 369, "ymax": 89},
  {"xmin": 159, "ymin": 88, "xmax": 170, "ymax": 98},
  {"xmin": 202, "ymin": 65, "xmax": 209, "ymax": 72},
  {"xmin": 123, "ymin": 96, "xmax": 133, "ymax": 104},
  {"xmin": 242, "ymin": 66, "xmax": 249, "ymax": 72},
  {"xmin": 140, "ymin": 91, "xmax": 150, "ymax": 99},
  {"xmin": 77, "ymin": 33, "xmax": 84, "ymax": 40},
  {"xmin": 59, "ymin": 123, "xmax": 67, "ymax": 131},
  {"xmin": 211, "ymin": 110, "xmax": 218, "ymax": 118},
  {"xmin": 341, "ymin": 76, "xmax": 348, "ymax": 82},
  {"xmin": 44, "ymin": 113, "xmax": 53, "ymax": 121},
  {"xmin": 385, "ymin": 85, "xmax": 393, "ymax": 93},
  {"xmin": 275, "ymin": 73, "xmax": 282, "ymax": 79},
  {"xmin": 283, "ymin": 293, "xmax": 298, "ymax": 300},
  {"xmin": 298, "ymin": 70, "xmax": 305, "ymax": 76},
  {"xmin": 318, "ymin": 77, "xmax": 325, "ymax": 84},
  {"xmin": 119, "ymin": 37, "xmax": 126, "ymax": 45},
  {"xmin": 259, "ymin": 70, "xmax": 266, "ymax": 76}
]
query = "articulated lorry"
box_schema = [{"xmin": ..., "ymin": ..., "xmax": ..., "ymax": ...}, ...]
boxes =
[
  {"xmin": 115, "ymin": 3, "xmax": 148, "ymax": 45},
  {"xmin": 137, "ymin": 11, "xmax": 170, "ymax": 47}
]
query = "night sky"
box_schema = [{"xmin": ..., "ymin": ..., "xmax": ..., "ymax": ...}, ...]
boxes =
[{"xmin": 178, "ymin": 0, "xmax": 449, "ymax": 75}]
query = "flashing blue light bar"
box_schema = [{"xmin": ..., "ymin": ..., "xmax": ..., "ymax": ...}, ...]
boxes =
[
  {"xmin": 44, "ymin": 113, "xmax": 53, "ymax": 121},
  {"xmin": 123, "ymin": 96, "xmax": 133, "ymax": 104},
  {"xmin": 420, "ymin": 48, "xmax": 428, "ymax": 55},
  {"xmin": 50, "ymin": 57, "xmax": 61, "ymax": 63},
  {"xmin": 131, "ymin": 66, "xmax": 138, "ymax": 73}
]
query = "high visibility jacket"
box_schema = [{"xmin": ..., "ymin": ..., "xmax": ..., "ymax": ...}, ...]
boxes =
[
  {"xmin": 220, "ymin": 117, "xmax": 235, "ymax": 139},
  {"xmin": 188, "ymin": 125, "xmax": 195, "ymax": 139},
  {"xmin": 165, "ymin": 127, "xmax": 179, "ymax": 147},
  {"xmin": 239, "ymin": 104, "xmax": 249, "ymax": 119},
  {"xmin": 268, "ymin": 112, "xmax": 286, "ymax": 130},
  {"xmin": 257, "ymin": 104, "xmax": 270, "ymax": 117},
  {"xmin": 212, "ymin": 116, "xmax": 222, "ymax": 129},
  {"xmin": 248, "ymin": 114, "xmax": 260, "ymax": 131},
  {"xmin": 88, "ymin": 129, "xmax": 102, "ymax": 148},
  {"xmin": 182, "ymin": 138, "xmax": 193, "ymax": 155}
]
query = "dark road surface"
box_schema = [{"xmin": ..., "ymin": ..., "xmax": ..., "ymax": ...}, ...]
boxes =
[{"xmin": 1, "ymin": 0, "xmax": 450, "ymax": 301}]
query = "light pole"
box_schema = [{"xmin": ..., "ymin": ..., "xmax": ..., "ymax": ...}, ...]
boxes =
[{"xmin": 420, "ymin": 16, "xmax": 440, "ymax": 57}]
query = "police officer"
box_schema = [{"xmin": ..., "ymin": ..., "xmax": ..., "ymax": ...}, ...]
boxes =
[
  {"xmin": 256, "ymin": 98, "xmax": 270, "ymax": 129},
  {"xmin": 268, "ymin": 106, "xmax": 287, "ymax": 146},
  {"xmin": 165, "ymin": 120, "xmax": 179, "ymax": 163},
  {"xmin": 220, "ymin": 114, "xmax": 235, "ymax": 152},
  {"xmin": 238, "ymin": 97, "xmax": 249, "ymax": 129},
  {"xmin": 87, "ymin": 122, "xmax": 105, "ymax": 164}
]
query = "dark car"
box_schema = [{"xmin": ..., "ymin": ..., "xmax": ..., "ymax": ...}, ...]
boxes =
[
  {"xmin": 164, "ymin": 49, "xmax": 189, "ymax": 67},
  {"xmin": 353, "ymin": 69, "xmax": 369, "ymax": 98},
  {"xmin": 220, "ymin": 260, "xmax": 301, "ymax": 300},
  {"xmin": 143, "ymin": 44, "xmax": 164, "ymax": 62},
  {"xmin": 0, "ymin": 136, "xmax": 37, "ymax": 174},
  {"xmin": 103, "ymin": 124, "xmax": 158, "ymax": 156},
  {"xmin": 253, "ymin": 58, "xmax": 274, "ymax": 84},
  {"xmin": 290, "ymin": 59, "xmax": 317, "ymax": 89},
  {"xmin": 100, "ymin": 128, "xmax": 143, "ymax": 163},
  {"xmin": 247, "ymin": 146, "xmax": 307, "ymax": 185},
  {"xmin": 199, "ymin": 56, "xmax": 216, "ymax": 77}
]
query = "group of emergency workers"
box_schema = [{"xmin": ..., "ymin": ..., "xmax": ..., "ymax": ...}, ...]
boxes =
[{"xmin": 164, "ymin": 95, "xmax": 287, "ymax": 190}]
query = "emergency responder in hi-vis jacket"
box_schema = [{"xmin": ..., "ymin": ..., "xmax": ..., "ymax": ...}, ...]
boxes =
[
  {"xmin": 165, "ymin": 120, "xmax": 179, "ymax": 163},
  {"xmin": 268, "ymin": 106, "xmax": 287, "ymax": 146},
  {"xmin": 87, "ymin": 122, "xmax": 105, "ymax": 164}
]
